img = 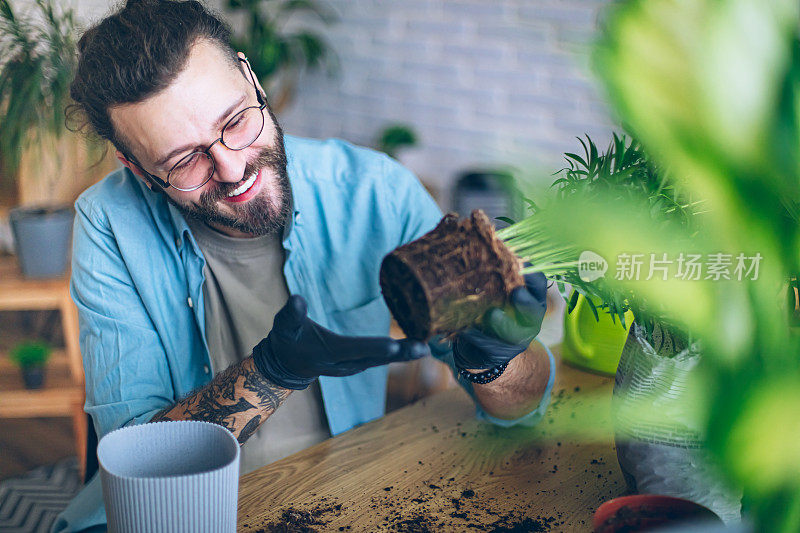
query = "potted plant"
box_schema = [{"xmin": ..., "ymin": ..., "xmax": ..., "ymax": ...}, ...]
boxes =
[
  {"xmin": 594, "ymin": 494, "xmax": 723, "ymax": 533},
  {"xmin": 224, "ymin": 0, "xmax": 337, "ymax": 113},
  {"xmin": 0, "ymin": 0, "xmax": 110, "ymax": 278},
  {"xmin": 545, "ymin": 135, "xmax": 744, "ymax": 522},
  {"xmin": 10, "ymin": 340, "xmax": 52, "ymax": 389},
  {"xmin": 376, "ymin": 124, "xmax": 418, "ymax": 160}
]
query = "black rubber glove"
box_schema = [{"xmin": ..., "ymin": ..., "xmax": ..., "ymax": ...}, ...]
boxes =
[
  {"xmin": 252, "ymin": 295, "xmax": 430, "ymax": 390},
  {"xmin": 453, "ymin": 272, "xmax": 548, "ymax": 371}
]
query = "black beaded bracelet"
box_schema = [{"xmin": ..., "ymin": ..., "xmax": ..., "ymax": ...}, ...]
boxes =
[{"xmin": 458, "ymin": 362, "xmax": 509, "ymax": 384}]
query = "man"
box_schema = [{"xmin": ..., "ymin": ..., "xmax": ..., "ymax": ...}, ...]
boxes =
[{"xmin": 54, "ymin": 0, "xmax": 555, "ymax": 530}]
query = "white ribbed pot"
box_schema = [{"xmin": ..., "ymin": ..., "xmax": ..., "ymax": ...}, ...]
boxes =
[
  {"xmin": 98, "ymin": 420, "xmax": 240, "ymax": 533},
  {"xmin": 613, "ymin": 322, "xmax": 742, "ymax": 525}
]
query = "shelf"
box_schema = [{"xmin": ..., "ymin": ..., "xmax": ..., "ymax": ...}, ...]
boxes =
[
  {"xmin": 0, "ymin": 255, "xmax": 87, "ymax": 476},
  {"xmin": 0, "ymin": 256, "xmax": 71, "ymax": 310},
  {"xmin": 0, "ymin": 349, "xmax": 83, "ymax": 418},
  {"xmin": 0, "ymin": 349, "xmax": 70, "ymax": 373},
  {"xmin": 0, "ymin": 387, "xmax": 84, "ymax": 418}
]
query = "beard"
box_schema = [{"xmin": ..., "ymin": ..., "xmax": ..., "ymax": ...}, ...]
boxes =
[{"xmin": 168, "ymin": 119, "xmax": 292, "ymax": 237}]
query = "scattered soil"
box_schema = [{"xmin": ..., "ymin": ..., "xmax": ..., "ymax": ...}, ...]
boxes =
[
  {"xmin": 247, "ymin": 383, "xmax": 625, "ymax": 532},
  {"xmin": 391, "ymin": 512, "xmax": 440, "ymax": 532},
  {"xmin": 256, "ymin": 508, "xmax": 322, "ymax": 533},
  {"xmin": 486, "ymin": 514, "xmax": 556, "ymax": 532},
  {"xmin": 252, "ymin": 478, "xmax": 566, "ymax": 532},
  {"xmin": 255, "ymin": 501, "xmax": 343, "ymax": 533},
  {"xmin": 380, "ymin": 210, "xmax": 524, "ymax": 339}
]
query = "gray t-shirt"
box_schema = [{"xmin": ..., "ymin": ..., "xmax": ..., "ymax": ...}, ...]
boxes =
[{"xmin": 186, "ymin": 217, "xmax": 329, "ymax": 474}]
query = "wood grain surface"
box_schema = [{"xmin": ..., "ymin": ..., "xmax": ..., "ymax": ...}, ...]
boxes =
[{"xmin": 238, "ymin": 357, "xmax": 626, "ymax": 532}]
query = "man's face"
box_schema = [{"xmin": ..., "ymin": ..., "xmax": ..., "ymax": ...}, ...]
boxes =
[{"xmin": 110, "ymin": 39, "xmax": 291, "ymax": 238}]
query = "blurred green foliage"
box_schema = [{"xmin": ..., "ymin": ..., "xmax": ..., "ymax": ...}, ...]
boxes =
[
  {"xmin": 568, "ymin": 0, "xmax": 799, "ymax": 529},
  {"xmin": 0, "ymin": 0, "xmax": 77, "ymax": 180},
  {"xmin": 10, "ymin": 340, "xmax": 51, "ymax": 368},
  {"xmin": 225, "ymin": 0, "xmax": 337, "ymax": 111},
  {"xmin": 502, "ymin": 0, "xmax": 800, "ymax": 528},
  {"xmin": 376, "ymin": 124, "xmax": 418, "ymax": 160}
]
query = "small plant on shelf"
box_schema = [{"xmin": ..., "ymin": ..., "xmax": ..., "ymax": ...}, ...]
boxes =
[
  {"xmin": 10, "ymin": 340, "xmax": 52, "ymax": 389},
  {"xmin": 376, "ymin": 124, "xmax": 418, "ymax": 160}
]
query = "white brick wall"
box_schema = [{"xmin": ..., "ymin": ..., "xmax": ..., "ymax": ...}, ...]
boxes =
[
  {"xmin": 279, "ymin": 0, "xmax": 619, "ymax": 204},
  {"xmin": 62, "ymin": 0, "xmax": 618, "ymax": 204}
]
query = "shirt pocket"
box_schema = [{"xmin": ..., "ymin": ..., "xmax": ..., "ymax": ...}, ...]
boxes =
[{"xmin": 329, "ymin": 296, "xmax": 391, "ymax": 337}]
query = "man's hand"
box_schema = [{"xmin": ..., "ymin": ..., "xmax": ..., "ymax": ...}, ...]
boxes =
[
  {"xmin": 453, "ymin": 272, "xmax": 547, "ymax": 372},
  {"xmin": 253, "ymin": 294, "xmax": 430, "ymax": 389}
]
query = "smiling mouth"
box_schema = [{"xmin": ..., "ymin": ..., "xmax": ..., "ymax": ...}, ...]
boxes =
[{"xmin": 227, "ymin": 169, "xmax": 259, "ymax": 198}]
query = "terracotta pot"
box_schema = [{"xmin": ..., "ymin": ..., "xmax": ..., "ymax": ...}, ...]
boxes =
[{"xmin": 594, "ymin": 494, "xmax": 721, "ymax": 533}]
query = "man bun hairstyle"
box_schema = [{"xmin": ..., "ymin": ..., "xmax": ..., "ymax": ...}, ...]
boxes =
[{"xmin": 69, "ymin": 0, "xmax": 238, "ymax": 153}]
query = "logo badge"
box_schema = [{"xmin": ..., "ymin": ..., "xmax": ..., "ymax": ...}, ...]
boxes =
[{"xmin": 578, "ymin": 251, "xmax": 607, "ymax": 282}]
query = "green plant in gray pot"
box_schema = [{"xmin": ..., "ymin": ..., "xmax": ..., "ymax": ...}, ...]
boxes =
[
  {"xmin": 533, "ymin": 0, "xmax": 800, "ymax": 529},
  {"xmin": 516, "ymin": 133, "xmax": 742, "ymax": 523},
  {"xmin": 549, "ymin": 135, "xmax": 742, "ymax": 522},
  {"xmin": 10, "ymin": 340, "xmax": 52, "ymax": 389},
  {"xmin": 0, "ymin": 0, "xmax": 79, "ymax": 278},
  {"xmin": 613, "ymin": 323, "xmax": 743, "ymax": 524}
]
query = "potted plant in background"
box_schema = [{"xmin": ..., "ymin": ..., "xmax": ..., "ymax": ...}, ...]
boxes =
[
  {"xmin": 10, "ymin": 340, "xmax": 52, "ymax": 389},
  {"xmin": 553, "ymin": 134, "xmax": 683, "ymax": 376},
  {"xmin": 224, "ymin": 0, "xmax": 337, "ymax": 113},
  {"xmin": 0, "ymin": 0, "xmax": 114, "ymax": 278},
  {"xmin": 376, "ymin": 124, "xmax": 418, "ymax": 160},
  {"xmin": 542, "ymin": 134, "xmax": 744, "ymax": 522}
]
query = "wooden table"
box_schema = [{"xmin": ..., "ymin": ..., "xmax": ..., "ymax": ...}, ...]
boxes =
[
  {"xmin": 238, "ymin": 357, "xmax": 626, "ymax": 531},
  {"xmin": 0, "ymin": 256, "xmax": 86, "ymax": 476}
]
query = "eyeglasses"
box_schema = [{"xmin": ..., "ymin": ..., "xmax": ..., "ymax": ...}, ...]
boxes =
[{"xmin": 126, "ymin": 58, "xmax": 267, "ymax": 192}]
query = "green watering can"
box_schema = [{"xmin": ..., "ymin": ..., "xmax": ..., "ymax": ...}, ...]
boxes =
[{"xmin": 562, "ymin": 293, "xmax": 634, "ymax": 376}]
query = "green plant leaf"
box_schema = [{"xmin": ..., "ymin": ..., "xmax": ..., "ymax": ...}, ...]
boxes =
[
  {"xmin": 567, "ymin": 289, "xmax": 580, "ymax": 314},
  {"xmin": 10, "ymin": 340, "xmax": 51, "ymax": 368},
  {"xmin": 0, "ymin": 0, "xmax": 78, "ymax": 180},
  {"xmin": 585, "ymin": 294, "xmax": 600, "ymax": 322},
  {"xmin": 563, "ymin": 152, "xmax": 588, "ymax": 169}
]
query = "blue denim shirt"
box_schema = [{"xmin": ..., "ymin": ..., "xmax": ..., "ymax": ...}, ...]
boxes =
[{"xmin": 53, "ymin": 136, "xmax": 555, "ymax": 532}]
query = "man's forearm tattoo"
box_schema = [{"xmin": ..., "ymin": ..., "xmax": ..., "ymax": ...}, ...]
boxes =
[
  {"xmin": 238, "ymin": 415, "xmax": 261, "ymax": 443},
  {"xmin": 151, "ymin": 357, "xmax": 291, "ymax": 444}
]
